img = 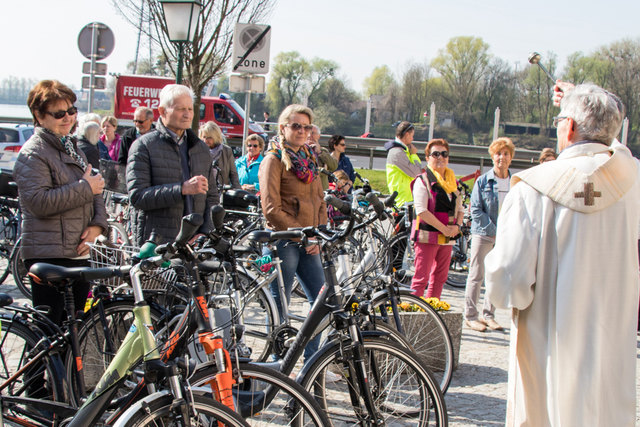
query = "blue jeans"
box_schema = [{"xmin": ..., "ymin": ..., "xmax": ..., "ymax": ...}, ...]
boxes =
[{"xmin": 267, "ymin": 239, "xmax": 325, "ymax": 361}]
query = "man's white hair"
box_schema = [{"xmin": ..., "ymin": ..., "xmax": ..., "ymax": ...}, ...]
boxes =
[
  {"xmin": 560, "ymin": 83, "xmax": 625, "ymax": 146},
  {"xmin": 159, "ymin": 84, "xmax": 194, "ymax": 109}
]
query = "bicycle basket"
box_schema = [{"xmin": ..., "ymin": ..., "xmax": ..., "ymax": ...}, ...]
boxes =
[{"xmin": 87, "ymin": 241, "xmax": 177, "ymax": 290}]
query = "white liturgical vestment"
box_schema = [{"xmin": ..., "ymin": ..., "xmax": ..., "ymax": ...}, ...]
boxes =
[{"xmin": 486, "ymin": 141, "xmax": 640, "ymax": 427}]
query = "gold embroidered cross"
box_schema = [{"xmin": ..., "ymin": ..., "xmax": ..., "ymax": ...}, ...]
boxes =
[{"xmin": 574, "ymin": 182, "xmax": 601, "ymax": 206}]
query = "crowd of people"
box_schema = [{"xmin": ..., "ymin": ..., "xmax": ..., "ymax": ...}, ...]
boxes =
[{"xmin": 12, "ymin": 77, "xmax": 640, "ymax": 426}]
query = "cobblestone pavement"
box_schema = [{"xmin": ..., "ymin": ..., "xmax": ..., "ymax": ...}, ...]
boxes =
[
  {"xmin": 1, "ymin": 273, "xmax": 638, "ymax": 425},
  {"xmin": 441, "ymin": 283, "xmax": 640, "ymax": 426}
]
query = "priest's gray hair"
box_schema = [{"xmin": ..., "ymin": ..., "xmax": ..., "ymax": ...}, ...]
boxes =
[
  {"xmin": 560, "ymin": 83, "xmax": 625, "ymax": 146},
  {"xmin": 159, "ymin": 84, "xmax": 194, "ymax": 108}
]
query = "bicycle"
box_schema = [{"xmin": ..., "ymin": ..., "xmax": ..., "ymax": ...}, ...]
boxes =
[
  {"xmin": 69, "ymin": 213, "xmax": 330, "ymax": 426},
  {"xmin": 0, "ymin": 193, "xmax": 20, "ymax": 284},
  {"xmin": 0, "ymin": 215, "xmax": 249, "ymax": 426},
  {"xmin": 446, "ymin": 181, "xmax": 472, "ymax": 289},
  {"xmin": 323, "ymin": 192, "xmax": 454, "ymax": 393},
  {"xmin": 245, "ymin": 195, "xmax": 448, "ymax": 425}
]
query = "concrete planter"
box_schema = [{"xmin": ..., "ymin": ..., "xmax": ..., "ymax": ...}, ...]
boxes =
[{"xmin": 399, "ymin": 310, "xmax": 463, "ymax": 371}]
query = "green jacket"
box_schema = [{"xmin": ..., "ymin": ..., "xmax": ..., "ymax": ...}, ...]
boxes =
[{"xmin": 385, "ymin": 140, "xmax": 423, "ymax": 206}]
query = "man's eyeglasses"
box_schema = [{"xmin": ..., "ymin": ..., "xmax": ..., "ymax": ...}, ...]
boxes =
[
  {"xmin": 286, "ymin": 123, "xmax": 314, "ymax": 132},
  {"xmin": 45, "ymin": 106, "xmax": 77, "ymax": 119},
  {"xmin": 247, "ymin": 144, "xmax": 260, "ymax": 148},
  {"xmin": 133, "ymin": 119, "xmax": 149, "ymax": 124},
  {"xmin": 430, "ymin": 150, "xmax": 449, "ymax": 159},
  {"xmin": 552, "ymin": 116, "xmax": 569, "ymax": 128}
]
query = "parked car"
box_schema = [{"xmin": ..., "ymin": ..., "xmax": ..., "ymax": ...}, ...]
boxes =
[{"xmin": 0, "ymin": 123, "xmax": 34, "ymax": 173}]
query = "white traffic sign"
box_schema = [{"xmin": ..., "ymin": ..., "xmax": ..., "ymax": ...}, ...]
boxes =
[
  {"xmin": 232, "ymin": 23, "xmax": 271, "ymax": 74},
  {"xmin": 229, "ymin": 75, "xmax": 265, "ymax": 93}
]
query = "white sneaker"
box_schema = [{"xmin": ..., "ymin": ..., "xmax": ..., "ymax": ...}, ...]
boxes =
[{"xmin": 324, "ymin": 370, "xmax": 342, "ymax": 383}]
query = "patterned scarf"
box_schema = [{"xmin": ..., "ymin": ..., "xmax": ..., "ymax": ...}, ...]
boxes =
[
  {"xmin": 428, "ymin": 166, "xmax": 457, "ymax": 194},
  {"xmin": 42, "ymin": 127, "xmax": 87, "ymax": 171},
  {"xmin": 268, "ymin": 138, "xmax": 318, "ymax": 184}
]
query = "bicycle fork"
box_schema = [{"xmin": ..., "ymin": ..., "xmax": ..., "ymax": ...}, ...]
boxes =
[{"xmin": 336, "ymin": 313, "xmax": 384, "ymax": 425}]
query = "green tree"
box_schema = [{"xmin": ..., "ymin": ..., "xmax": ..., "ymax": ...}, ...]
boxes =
[
  {"xmin": 522, "ymin": 52, "xmax": 557, "ymax": 132},
  {"xmin": 269, "ymin": 51, "xmax": 309, "ymax": 109},
  {"xmin": 595, "ymin": 39, "xmax": 640, "ymax": 150},
  {"xmin": 563, "ymin": 52, "xmax": 611, "ymax": 86},
  {"xmin": 363, "ymin": 65, "xmax": 396, "ymax": 97},
  {"xmin": 126, "ymin": 53, "xmax": 172, "ymax": 76},
  {"xmin": 306, "ymin": 58, "xmax": 338, "ymax": 108},
  {"xmin": 400, "ymin": 62, "xmax": 432, "ymax": 123},
  {"xmin": 431, "ymin": 36, "xmax": 491, "ymax": 144}
]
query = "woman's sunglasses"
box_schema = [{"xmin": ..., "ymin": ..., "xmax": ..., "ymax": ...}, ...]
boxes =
[
  {"xmin": 247, "ymin": 144, "xmax": 260, "ymax": 148},
  {"xmin": 286, "ymin": 123, "xmax": 314, "ymax": 132},
  {"xmin": 45, "ymin": 106, "xmax": 78, "ymax": 119},
  {"xmin": 430, "ymin": 151, "xmax": 449, "ymax": 159}
]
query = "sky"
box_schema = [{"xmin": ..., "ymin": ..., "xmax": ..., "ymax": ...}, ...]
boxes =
[{"xmin": 3, "ymin": 0, "xmax": 640, "ymax": 95}]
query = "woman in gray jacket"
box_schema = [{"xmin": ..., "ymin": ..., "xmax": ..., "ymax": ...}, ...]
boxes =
[
  {"xmin": 14, "ymin": 80, "xmax": 108, "ymax": 325},
  {"xmin": 199, "ymin": 121, "xmax": 240, "ymax": 189}
]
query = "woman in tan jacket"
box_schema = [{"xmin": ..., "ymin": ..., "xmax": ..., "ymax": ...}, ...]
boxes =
[{"xmin": 259, "ymin": 104, "xmax": 327, "ymax": 361}]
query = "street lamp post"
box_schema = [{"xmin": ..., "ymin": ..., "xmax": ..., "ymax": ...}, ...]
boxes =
[{"xmin": 159, "ymin": 0, "xmax": 201, "ymax": 84}]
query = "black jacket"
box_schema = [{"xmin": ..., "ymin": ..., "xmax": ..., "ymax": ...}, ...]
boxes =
[
  {"xmin": 126, "ymin": 120, "xmax": 219, "ymax": 246},
  {"xmin": 118, "ymin": 124, "xmax": 155, "ymax": 165}
]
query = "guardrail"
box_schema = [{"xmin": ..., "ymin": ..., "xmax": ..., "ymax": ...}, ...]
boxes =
[
  {"xmin": 228, "ymin": 133, "xmax": 543, "ymax": 170},
  {"xmin": 336, "ymin": 136, "xmax": 542, "ymax": 170}
]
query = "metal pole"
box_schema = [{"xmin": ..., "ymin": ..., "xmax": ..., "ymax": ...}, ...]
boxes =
[
  {"xmin": 242, "ymin": 75, "xmax": 252, "ymax": 155},
  {"xmin": 428, "ymin": 102, "xmax": 436, "ymax": 140},
  {"xmin": 176, "ymin": 42, "xmax": 184, "ymax": 84},
  {"xmin": 364, "ymin": 96, "xmax": 372, "ymax": 135},
  {"xmin": 621, "ymin": 117, "xmax": 629, "ymax": 145},
  {"xmin": 369, "ymin": 148, "xmax": 374, "ymax": 169},
  {"xmin": 88, "ymin": 23, "xmax": 99, "ymax": 113},
  {"xmin": 133, "ymin": 0, "xmax": 144, "ymax": 74},
  {"xmin": 493, "ymin": 107, "xmax": 501, "ymax": 141}
]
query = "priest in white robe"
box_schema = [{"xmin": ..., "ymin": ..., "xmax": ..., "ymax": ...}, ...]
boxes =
[{"xmin": 485, "ymin": 83, "xmax": 640, "ymax": 427}]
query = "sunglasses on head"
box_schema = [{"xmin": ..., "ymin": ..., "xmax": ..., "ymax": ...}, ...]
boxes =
[
  {"xmin": 247, "ymin": 144, "xmax": 260, "ymax": 148},
  {"xmin": 45, "ymin": 106, "xmax": 77, "ymax": 119},
  {"xmin": 286, "ymin": 123, "xmax": 314, "ymax": 132},
  {"xmin": 430, "ymin": 150, "xmax": 449, "ymax": 159}
]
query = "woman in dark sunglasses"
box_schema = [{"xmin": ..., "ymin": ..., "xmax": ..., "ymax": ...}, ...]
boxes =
[
  {"xmin": 235, "ymin": 133, "xmax": 264, "ymax": 193},
  {"xmin": 328, "ymin": 134, "xmax": 355, "ymax": 182},
  {"xmin": 13, "ymin": 80, "xmax": 108, "ymax": 325},
  {"xmin": 409, "ymin": 138, "xmax": 463, "ymax": 301}
]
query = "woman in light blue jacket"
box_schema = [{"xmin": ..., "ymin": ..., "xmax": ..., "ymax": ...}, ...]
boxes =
[
  {"xmin": 235, "ymin": 134, "xmax": 264, "ymax": 193},
  {"xmin": 464, "ymin": 137, "xmax": 515, "ymax": 332}
]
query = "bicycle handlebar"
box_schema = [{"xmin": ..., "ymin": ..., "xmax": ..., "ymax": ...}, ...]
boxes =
[{"xmin": 324, "ymin": 194, "xmax": 351, "ymax": 216}]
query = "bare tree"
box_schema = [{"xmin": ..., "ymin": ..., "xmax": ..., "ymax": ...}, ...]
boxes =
[{"xmin": 111, "ymin": 0, "xmax": 275, "ymax": 129}]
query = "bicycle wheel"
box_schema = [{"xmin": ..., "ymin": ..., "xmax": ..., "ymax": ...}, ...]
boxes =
[
  {"xmin": 114, "ymin": 391, "xmax": 249, "ymax": 427},
  {"xmin": 371, "ymin": 288, "xmax": 454, "ymax": 393},
  {"xmin": 300, "ymin": 336, "xmax": 448, "ymax": 426},
  {"xmin": 0, "ymin": 206, "xmax": 18, "ymax": 284},
  {"xmin": 10, "ymin": 239, "xmax": 30, "ymax": 299},
  {"xmin": 383, "ymin": 231, "xmax": 411, "ymax": 275},
  {"xmin": 190, "ymin": 361, "xmax": 331, "ymax": 426},
  {"xmin": 0, "ymin": 315, "xmax": 66, "ymax": 421},
  {"xmin": 206, "ymin": 271, "xmax": 278, "ymax": 362},
  {"xmin": 446, "ymin": 233, "xmax": 469, "ymax": 289},
  {"xmin": 64, "ymin": 298, "xmax": 167, "ymax": 405}
]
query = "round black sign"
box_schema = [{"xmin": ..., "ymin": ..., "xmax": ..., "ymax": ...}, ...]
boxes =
[{"xmin": 78, "ymin": 22, "xmax": 115, "ymax": 60}]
